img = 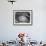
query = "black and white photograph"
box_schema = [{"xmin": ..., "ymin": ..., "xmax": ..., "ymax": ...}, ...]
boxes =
[{"xmin": 13, "ymin": 10, "xmax": 32, "ymax": 25}]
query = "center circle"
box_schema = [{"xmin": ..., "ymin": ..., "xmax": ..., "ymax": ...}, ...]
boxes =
[{"xmin": 19, "ymin": 16, "xmax": 27, "ymax": 22}]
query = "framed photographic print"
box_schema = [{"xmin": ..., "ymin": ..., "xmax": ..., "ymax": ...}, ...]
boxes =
[{"xmin": 13, "ymin": 10, "xmax": 33, "ymax": 25}]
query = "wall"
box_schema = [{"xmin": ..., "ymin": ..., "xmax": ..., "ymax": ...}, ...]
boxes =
[{"xmin": 0, "ymin": 0, "xmax": 46, "ymax": 42}]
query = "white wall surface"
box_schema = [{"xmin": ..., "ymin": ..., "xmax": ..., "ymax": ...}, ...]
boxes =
[{"xmin": 0, "ymin": 0, "xmax": 46, "ymax": 42}]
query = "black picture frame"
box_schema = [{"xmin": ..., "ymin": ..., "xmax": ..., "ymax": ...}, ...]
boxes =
[{"xmin": 13, "ymin": 10, "xmax": 33, "ymax": 26}]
